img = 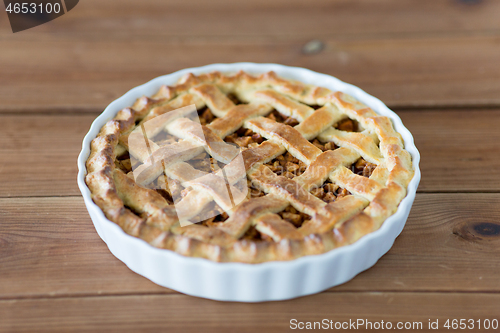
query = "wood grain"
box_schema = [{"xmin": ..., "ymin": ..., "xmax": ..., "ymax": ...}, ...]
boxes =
[
  {"xmin": 1, "ymin": 292, "xmax": 499, "ymax": 333},
  {"xmin": 1, "ymin": 109, "xmax": 499, "ymax": 198},
  {"xmin": 3, "ymin": 0, "xmax": 500, "ymax": 38},
  {"xmin": 399, "ymin": 109, "xmax": 500, "ymax": 192},
  {"xmin": 3, "ymin": 1, "xmax": 499, "ymax": 111},
  {"xmin": 1, "ymin": 194, "xmax": 500, "ymax": 299},
  {"xmin": 0, "ymin": 197, "xmax": 171, "ymax": 299},
  {"xmin": 1, "ymin": 36, "xmax": 500, "ymax": 111},
  {"xmin": 1, "ymin": 0, "xmax": 499, "ymax": 328},
  {"xmin": 0, "ymin": 115, "xmax": 90, "ymax": 197}
]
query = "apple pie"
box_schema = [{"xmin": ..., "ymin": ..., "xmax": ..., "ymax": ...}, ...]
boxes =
[{"xmin": 85, "ymin": 71, "xmax": 414, "ymax": 263}]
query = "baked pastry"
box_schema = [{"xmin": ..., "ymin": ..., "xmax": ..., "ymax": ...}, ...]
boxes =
[{"xmin": 85, "ymin": 71, "xmax": 414, "ymax": 263}]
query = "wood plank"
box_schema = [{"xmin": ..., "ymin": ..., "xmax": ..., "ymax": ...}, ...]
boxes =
[
  {"xmin": 337, "ymin": 193, "xmax": 500, "ymax": 292},
  {"xmin": 1, "ymin": 292, "xmax": 499, "ymax": 333},
  {"xmin": 1, "ymin": 34, "xmax": 500, "ymax": 111},
  {"xmin": 1, "ymin": 109, "xmax": 498, "ymax": 198},
  {"xmin": 0, "ymin": 115, "xmax": 92, "ymax": 197},
  {"xmin": 1, "ymin": 194, "xmax": 500, "ymax": 299},
  {"xmin": 2, "ymin": 1, "xmax": 499, "ymax": 329},
  {"xmin": 399, "ymin": 109, "xmax": 500, "ymax": 192},
  {"xmin": 0, "ymin": 197, "xmax": 171, "ymax": 299},
  {"xmin": 3, "ymin": 0, "xmax": 500, "ymax": 38}
]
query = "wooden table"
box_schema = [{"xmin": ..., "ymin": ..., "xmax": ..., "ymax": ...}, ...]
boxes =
[{"xmin": 1, "ymin": 1, "xmax": 500, "ymax": 331}]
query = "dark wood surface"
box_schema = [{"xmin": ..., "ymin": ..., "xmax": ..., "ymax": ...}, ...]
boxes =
[{"xmin": 1, "ymin": 1, "xmax": 499, "ymax": 332}]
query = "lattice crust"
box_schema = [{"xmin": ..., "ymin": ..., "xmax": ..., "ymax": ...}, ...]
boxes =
[{"xmin": 86, "ymin": 71, "xmax": 414, "ymax": 263}]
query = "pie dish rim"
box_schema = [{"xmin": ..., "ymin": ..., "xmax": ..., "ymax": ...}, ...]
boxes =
[{"xmin": 77, "ymin": 62, "xmax": 421, "ymax": 302}]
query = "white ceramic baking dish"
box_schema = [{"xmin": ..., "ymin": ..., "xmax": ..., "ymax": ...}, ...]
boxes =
[{"xmin": 77, "ymin": 63, "xmax": 421, "ymax": 302}]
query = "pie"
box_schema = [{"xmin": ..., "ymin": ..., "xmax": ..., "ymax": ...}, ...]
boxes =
[{"xmin": 85, "ymin": 70, "xmax": 414, "ymax": 263}]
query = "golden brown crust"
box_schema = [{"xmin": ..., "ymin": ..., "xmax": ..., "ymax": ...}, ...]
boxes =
[{"xmin": 85, "ymin": 70, "xmax": 414, "ymax": 263}]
